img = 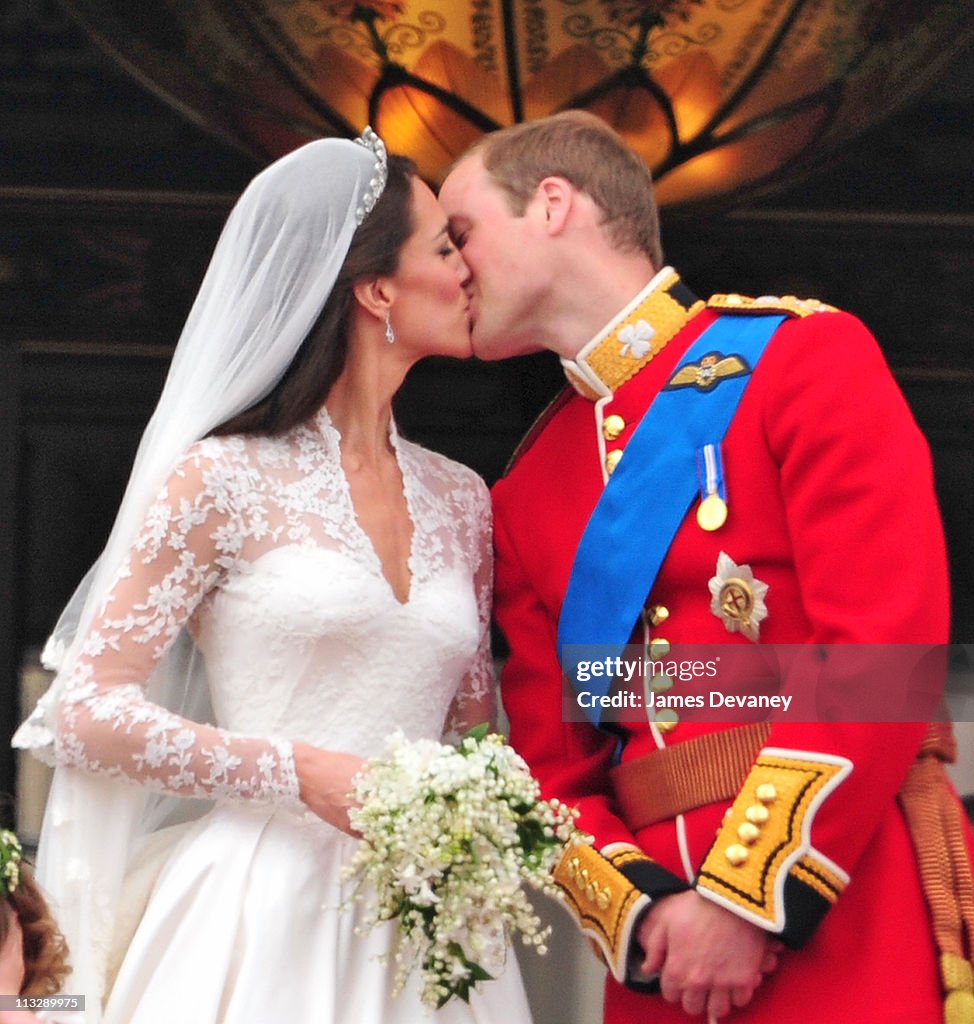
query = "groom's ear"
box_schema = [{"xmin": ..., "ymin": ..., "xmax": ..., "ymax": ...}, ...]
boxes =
[
  {"xmin": 535, "ymin": 176, "xmax": 575, "ymax": 236},
  {"xmin": 352, "ymin": 277, "xmax": 394, "ymax": 318}
]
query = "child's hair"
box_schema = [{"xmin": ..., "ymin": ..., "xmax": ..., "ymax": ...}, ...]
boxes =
[{"xmin": 0, "ymin": 831, "xmax": 69, "ymax": 996}]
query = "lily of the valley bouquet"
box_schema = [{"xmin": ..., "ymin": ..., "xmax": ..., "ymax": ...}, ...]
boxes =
[{"xmin": 345, "ymin": 725, "xmax": 584, "ymax": 1009}]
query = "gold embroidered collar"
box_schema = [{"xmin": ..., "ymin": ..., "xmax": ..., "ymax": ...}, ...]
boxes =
[{"xmin": 561, "ymin": 268, "xmax": 704, "ymax": 400}]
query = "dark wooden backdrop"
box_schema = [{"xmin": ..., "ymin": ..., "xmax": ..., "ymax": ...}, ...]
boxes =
[{"xmin": 1, "ymin": 0, "xmax": 972, "ymax": 804}]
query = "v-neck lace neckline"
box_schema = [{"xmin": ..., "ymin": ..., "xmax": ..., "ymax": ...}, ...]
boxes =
[{"xmin": 312, "ymin": 405, "xmax": 416, "ymax": 606}]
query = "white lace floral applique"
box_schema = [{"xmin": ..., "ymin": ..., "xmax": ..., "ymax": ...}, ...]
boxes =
[{"xmin": 52, "ymin": 413, "xmax": 494, "ymax": 804}]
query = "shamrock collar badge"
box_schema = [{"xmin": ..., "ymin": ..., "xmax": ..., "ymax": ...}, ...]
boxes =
[
  {"xmin": 618, "ymin": 319, "xmax": 656, "ymax": 359},
  {"xmin": 708, "ymin": 551, "xmax": 769, "ymax": 642}
]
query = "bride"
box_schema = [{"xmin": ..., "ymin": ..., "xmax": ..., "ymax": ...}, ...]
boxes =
[{"xmin": 14, "ymin": 131, "xmax": 533, "ymax": 1024}]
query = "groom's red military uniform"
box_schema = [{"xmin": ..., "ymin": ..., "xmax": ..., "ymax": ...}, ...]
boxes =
[{"xmin": 493, "ymin": 269, "xmax": 974, "ymax": 1022}]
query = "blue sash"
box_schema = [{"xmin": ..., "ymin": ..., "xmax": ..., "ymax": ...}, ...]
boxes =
[{"xmin": 558, "ymin": 313, "xmax": 786, "ymax": 728}]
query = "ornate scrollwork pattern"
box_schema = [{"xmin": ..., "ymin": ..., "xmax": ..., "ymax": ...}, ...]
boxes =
[
  {"xmin": 563, "ymin": 14, "xmax": 633, "ymax": 64},
  {"xmin": 294, "ymin": 4, "xmax": 445, "ymax": 66},
  {"xmin": 564, "ymin": 0, "xmax": 716, "ymax": 67},
  {"xmin": 644, "ymin": 22, "xmax": 721, "ymax": 61},
  {"xmin": 384, "ymin": 10, "xmax": 447, "ymax": 59}
]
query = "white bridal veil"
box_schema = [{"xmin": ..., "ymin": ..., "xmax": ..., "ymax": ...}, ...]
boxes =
[{"xmin": 13, "ymin": 130, "xmax": 388, "ymax": 1018}]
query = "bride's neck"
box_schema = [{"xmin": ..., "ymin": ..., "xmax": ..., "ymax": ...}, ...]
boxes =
[{"xmin": 324, "ymin": 341, "xmax": 405, "ymax": 466}]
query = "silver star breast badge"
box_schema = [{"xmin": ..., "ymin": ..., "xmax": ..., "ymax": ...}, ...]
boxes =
[{"xmin": 708, "ymin": 551, "xmax": 769, "ymax": 642}]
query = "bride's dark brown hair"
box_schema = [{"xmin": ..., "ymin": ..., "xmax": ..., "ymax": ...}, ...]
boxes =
[{"xmin": 210, "ymin": 152, "xmax": 417, "ymax": 438}]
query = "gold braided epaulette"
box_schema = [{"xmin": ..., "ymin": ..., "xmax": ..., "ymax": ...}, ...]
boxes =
[{"xmin": 707, "ymin": 293, "xmax": 838, "ymax": 318}]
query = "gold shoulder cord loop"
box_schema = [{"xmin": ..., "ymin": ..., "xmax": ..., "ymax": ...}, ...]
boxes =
[{"xmin": 898, "ymin": 722, "xmax": 974, "ymax": 1024}]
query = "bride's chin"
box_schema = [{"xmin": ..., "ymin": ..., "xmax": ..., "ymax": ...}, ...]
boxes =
[
  {"xmin": 411, "ymin": 333, "xmax": 474, "ymax": 361},
  {"xmin": 446, "ymin": 320, "xmax": 476, "ymax": 358}
]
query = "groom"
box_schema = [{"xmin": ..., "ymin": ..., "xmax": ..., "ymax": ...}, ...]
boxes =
[{"xmin": 439, "ymin": 111, "xmax": 973, "ymax": 1023}]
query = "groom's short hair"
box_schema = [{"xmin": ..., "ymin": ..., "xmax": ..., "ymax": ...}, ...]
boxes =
[{"xmin": 471, "ymin": 111, "xmax": 663, "ymax": 268}]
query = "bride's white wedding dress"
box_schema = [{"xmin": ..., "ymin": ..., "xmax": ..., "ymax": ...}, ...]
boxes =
[{"xmin": 49, "ymin": 407, "xmax": 533, "ymax": 1024}]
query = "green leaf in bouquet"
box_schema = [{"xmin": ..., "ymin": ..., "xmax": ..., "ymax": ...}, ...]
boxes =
[
  {"xmin": 463, "ymin": 722, "xmax": 491, "ymax": 743},
  {"xmin": 517, "ymin": 818, "xmax": 547, "ymax": 856},
  {"xmin": 435, "ymin": 943, "xmax": 495, "ymax": 1007}
]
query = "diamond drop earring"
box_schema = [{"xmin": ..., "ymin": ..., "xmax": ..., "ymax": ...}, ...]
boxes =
[{"xmin": 384, "ymin": 312, "xmax": 395, "ymax": 345}]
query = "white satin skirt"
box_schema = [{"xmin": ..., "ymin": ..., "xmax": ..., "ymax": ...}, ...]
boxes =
[{"xmin": 104, "ymin": 804, "xmax": 533, "ymax": 1024}]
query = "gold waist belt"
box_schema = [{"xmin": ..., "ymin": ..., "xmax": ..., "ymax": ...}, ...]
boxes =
[{"xmin": 609, "ymin": 722, "xmax": 770, "ymax": 830}]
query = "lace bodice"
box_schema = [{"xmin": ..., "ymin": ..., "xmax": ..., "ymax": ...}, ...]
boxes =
[{"xmin": 52, "ymin": 408, "xmax": 494, "ymax": 809}]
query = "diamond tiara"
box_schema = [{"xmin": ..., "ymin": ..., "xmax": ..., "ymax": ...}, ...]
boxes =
[{"xmin": 354, "ymin": 126, "xmax": 389, "ymax": 225}]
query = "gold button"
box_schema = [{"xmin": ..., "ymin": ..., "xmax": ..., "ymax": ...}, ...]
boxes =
[
  {"xmin": 725, "ymin": 294, "xmax": 743, "ymax": 305},
  {"xmin": 655, "ymin": 708, "xmax": 679, "ymax": 732},
  {"xmin": 756, "ymin": 784, "xmax": 778, "ymax": 804},
  {"xmin": 656, "ymin": 718, "xmax": 678, "ymax": 734},
  {"xmin": 596, "ymin": 889, "xmax": 611, "ymax": 911},
  {"xmin": 726, "ymin": 844, "xmax": 749, "ymax": 867},
  {"xmin": 650, "ymin": 672, "xmax": 673, "ymax": 693},
  {"xmin": 737, "ymin": 822, "xmax": 761, "ymax": 845},
  {"xmin": 603, "ymin": 414, "xmax": 626, "ymax": 441},
  {"xmin": 605, "ymin": 449, "xmax": 623, "ymax": 475},
  {"xmin": 649, "ymin": 638, "xmax": 671, "ymax": 661},
  {"xmin": 745, "ymin": 804, "xmax": 770, "ymax": 825},
  {"xmin": 647, "ymin": 604, "xmax": 670, "ymax": 626}
]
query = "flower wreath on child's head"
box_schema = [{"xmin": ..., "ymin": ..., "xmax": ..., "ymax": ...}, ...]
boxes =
[{"xmin": 0, "ymin": 831, "xmax": 22, "ymax": 895}]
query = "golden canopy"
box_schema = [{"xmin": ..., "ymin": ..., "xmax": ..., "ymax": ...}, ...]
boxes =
[{"xmin": 64, "ymin": 0, "xmax": 974, "ymax": 211}]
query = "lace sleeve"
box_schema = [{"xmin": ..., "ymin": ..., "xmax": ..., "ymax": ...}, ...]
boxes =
[
  {"xmin": 53, "ymin": 443, "xmax": 301, "ymax": 807},
  {"xmin": 443, "ymin": 475, "xmax": 497, "ymax": 743}
]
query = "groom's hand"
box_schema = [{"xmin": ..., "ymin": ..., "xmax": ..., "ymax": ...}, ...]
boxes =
[
  {"xmin": 637, "ymin": 890, "xmax": 782, "ymax": 1019},
  {"xmin": 293, "ymin": 742, "xmax": 366, "ymax": 834}
]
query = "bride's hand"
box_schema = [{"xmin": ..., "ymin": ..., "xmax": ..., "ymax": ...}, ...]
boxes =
[{"xmin": 292, "ymin": 742, "xmax": 366, "ymax": 835}]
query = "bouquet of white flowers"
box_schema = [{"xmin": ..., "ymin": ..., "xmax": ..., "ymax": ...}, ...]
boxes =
[{"xmin": 345, "ymin": 725, "xmax": 585, "ymax": 1009}]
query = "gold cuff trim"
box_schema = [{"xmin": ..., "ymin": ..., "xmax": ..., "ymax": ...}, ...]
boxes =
[
  {"xmin": 605, "ymin": 845, "xmax": 655, "ymax": 871},
  {"xmin": 792, "ymin": 852, "xmax": 847, "ymax": 905},
  {"xmin": 553, "ymin": 842, "xmax": 650, "ymax": 982},
  {"xmin": 696, "ymin": 747, "xmax": 852, "ymax": 929}
]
